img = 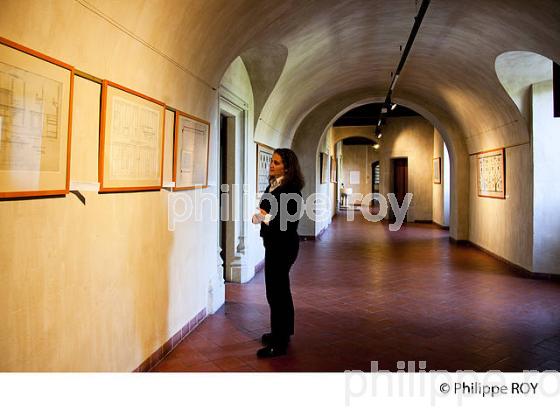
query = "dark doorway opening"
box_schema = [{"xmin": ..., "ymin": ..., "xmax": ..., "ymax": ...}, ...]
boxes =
[
  {"xmin": 390, "ymin": 158, "xmax": 408, "ymax": 222},
  {"xmin": 219, "ymin": 114, "xmax": 228, "ymax": 280}
]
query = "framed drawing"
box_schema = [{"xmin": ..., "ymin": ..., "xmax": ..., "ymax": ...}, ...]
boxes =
[
  {"xmin": 99, "ymin": 80, "xmax": 165, "ymax": 192},
  {"xmin": 0, "ymin": 37, "xmax": 74, "ymax": 198},
  {"xmin": 330, "ymin": 156, "xmax": 337, "ymax": 183},
  {"xmin": 173, "ymin": 111, "xmax": 210, "ymax": 190},
  {"xmin": 256, "ymin": 143, "xmax": 274, "ymax": 193},
  {"xmin": 320, "ymin": 152, "xmax": 329, "ymax": 184},
  {"xmin": 477, "ymin": 148, "xmax": 505, "ymax": 199},
  {"xmin": 433, "ymin": 157, "xmax": 441, "ymax": 184}
]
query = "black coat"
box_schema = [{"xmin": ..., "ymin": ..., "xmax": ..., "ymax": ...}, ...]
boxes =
[{"xmin": 259, "ymin": 182, "xmax": 302, "ymax": 247}]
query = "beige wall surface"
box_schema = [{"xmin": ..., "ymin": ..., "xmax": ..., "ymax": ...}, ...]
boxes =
[
  {"xmin": 469, "ymin": 145, "xmax": 533, "ymax": 271},
  {"xmin": 377, "ymin": 118, "xmax": 434, "ymax": 222},
  {"xmin": 0, "ymin": 1, "xmax": 219, "ymax": 371},
  {"xmin": 336, "ymin": 117, "xmax": 434, "ymax": 221}
]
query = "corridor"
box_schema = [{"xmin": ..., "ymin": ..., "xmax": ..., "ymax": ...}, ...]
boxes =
[{"xmin": 153, "ymin": 214, "xmax": 560, "ymax": 372}]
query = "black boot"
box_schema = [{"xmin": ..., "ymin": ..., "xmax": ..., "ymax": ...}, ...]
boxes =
[{"xmin": 257, "ymin": 344, "xmax": 288, "ymax": 358}]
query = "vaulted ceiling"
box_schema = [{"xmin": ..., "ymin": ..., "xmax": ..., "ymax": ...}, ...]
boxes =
[{"xmin": 6, "ymin": 0, "xmax": 559, "ymax": 152}]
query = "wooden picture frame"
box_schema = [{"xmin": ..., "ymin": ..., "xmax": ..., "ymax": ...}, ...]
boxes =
[
  {"xmin": 0, "ymin": 36, "xmax": 74, "ymax": 198},
  {"xmin": 330, "ymin": 156, "xmax": 337, "ymax": 183},
  {"xmin": 433, "ymin": 157, "xmax": 441, "ymax": 184},
  {"xmin": 173, "ymin": 111, "xmax": 210, "ymax": 190},
  {"xmin": 320, "ymin": 152, "xmax": 329, "ymax": 184},
  {"xmin": 256, "ymin": 143, "xmax": 274, "ymax": 194},
  {"xmin": 477, "ymin": 148, "xmax": 506, "ymax": 199},
  {"xmin": 99, "ymin": 80, "xmax": 165, "ymax": 192}
]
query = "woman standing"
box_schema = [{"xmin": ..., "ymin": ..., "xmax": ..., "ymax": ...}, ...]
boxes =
[{"xmin": 252, "ymin": 148, "xmax": 304, "ymax": 358}]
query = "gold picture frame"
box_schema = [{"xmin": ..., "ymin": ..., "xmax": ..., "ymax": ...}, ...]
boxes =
[
  {"xmin": 0, "ymin": 37, "xmax": 74, "ymax": 198},
  {"xmin": 99, "ymin": 80, "xmax": 165, "ymax": 192},
  {"xmin": 173, "ymin": 111, "xmax": 210, "ymax": 190}
]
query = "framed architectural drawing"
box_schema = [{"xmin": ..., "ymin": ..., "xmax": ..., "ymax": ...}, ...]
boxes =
[
  {"xmin": 330, "ymin": 156, "xmax": 337, "ymax": 183},
  {"xmin": 256, "ymin": 143, "xmax": 274, "ymax": 193},
  {"xmin": 320, "ymin": 152, "xmax": 329, "ymax": 184},
  {"xmin": 477, "ymin": 148, "xmax": 505, "ymax": 199},
  {"xmin": 173, "ymin": 111, "xmax": 210, "ymax": 190},
  {"xmin": 433, "ymin": 157, "xmax": 441, "ymax": 184},
  {"xmin": 99, "ymin": 80, "xmax": 165, "ymax": 192},
  {"xmin": 0, "ymin": 37, "xmax": 74, "ymax": 198}
]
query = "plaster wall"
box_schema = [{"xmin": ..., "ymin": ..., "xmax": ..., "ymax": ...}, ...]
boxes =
[
  {"xmin": 0, "ymin": 2, "xmax": 219, "ymax": 371},
  {"xmin": 532, "ymin": 80, "xmax": 560, "ymax": 274},
  {"xmin": 376, "ymin": 118, "xmax": 434, "ymax": 222},
  {"xmin": 468, "ymin": 145, "xmax": 533, "ymax": 271}
]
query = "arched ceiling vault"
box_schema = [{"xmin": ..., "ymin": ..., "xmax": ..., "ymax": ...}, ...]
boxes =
[{"xmin": 81, "ymin": 0, "xmax": 559, "ymax": 151}]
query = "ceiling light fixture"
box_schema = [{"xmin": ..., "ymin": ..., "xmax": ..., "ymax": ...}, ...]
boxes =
[{"xmin": 373, "ymin": 0, "xmax": 431, "ymax": 139}]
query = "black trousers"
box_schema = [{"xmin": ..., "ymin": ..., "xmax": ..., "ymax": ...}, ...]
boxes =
[{"xmin": 263, "ymin": 239, "xmax": 299, "ymax": 345}]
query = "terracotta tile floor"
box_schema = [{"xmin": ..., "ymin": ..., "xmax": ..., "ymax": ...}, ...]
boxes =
[{"xmin": 153, "ymin": 213, "xmax": 560, "ymax": 372}]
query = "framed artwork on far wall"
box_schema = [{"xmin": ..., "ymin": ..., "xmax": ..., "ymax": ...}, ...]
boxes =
[
  {"xmin": 0, "ymin": 36, "xmax": 74, "ymax": 198},
  {"xmin": 256, "ymin": 143, "xmax": 274, "ymax": 194},
  {"xmin": 173, "ymin": 111, "xmax": 210, "ymax": 190},
  {"xmin": 320, "ymin": 152, "xmax": 329, "ymax": 184},
  {"xmin": 330, "ymin": 156, "xmax": 337, "ymax": 183},
  {"xmin": 433, "ymin": 157, "xmax": 441, "ymax": 184},
  {"xmin": 477, "ymin": 148, "xmax": 506, "ymax": 199},
  {"xmin": 99, "ymin": 80, "xmax": 166, "ymax": 192}
]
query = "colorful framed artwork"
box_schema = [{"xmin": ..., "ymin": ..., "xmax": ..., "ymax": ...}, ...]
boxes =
[
  {"xmin": 433, "ymin": 157, "xmax": 441, "ymax": 184},
  {"xmin": 173, "ymin": 111, "xmax": 210, "ymax": 190},
  {"xmin": 0, "ymin": 37, "xmax": 74, "ymax": 198},
  {"xmin": 99, "ymin": 80, "xmax": 165, "ymax": 192},
  {"xmin": 477, "ymin": 148, "xmax": 506, "ymax": 199},
  {"xmin": 256, "ymin": 143, "xmax": 274, "ymax": 194}
]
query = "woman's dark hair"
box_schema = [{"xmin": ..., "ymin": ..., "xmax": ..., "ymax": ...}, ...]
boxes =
[{"xmin": 271, "ymin": 148, "xmax": 305, "ymax": 191}]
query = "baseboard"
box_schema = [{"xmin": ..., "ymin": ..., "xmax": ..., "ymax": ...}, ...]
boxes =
[
  {"xmin": 299, "ymin": 224, "xmax": 328, "ymax": 241},
  {"xmin": 414, "ymin": 219, "xmax": 433, "ymax": 224},
  {"xmin": 134, "ymin": 307, "xmax": 207, "ymax": 372},
  {"xmin": 448, "ymin": 237, "xmax": 470, "ymax": 246},
  {"xmin": 451, "ymin": 240, "xmax": 560, "ymax": 280},
  {"xmin": 254, "ymin": 258, "xmax": 265, "ymax": 274},
  {"xmin": 432, "ymin": 221, "xmax": 450, "ymax": 230}
]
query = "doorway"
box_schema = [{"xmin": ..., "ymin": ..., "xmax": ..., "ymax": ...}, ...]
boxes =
[
  {"xmin": 390, "ymin": 157, "xmax": 408, "ymax": 222},
  {"xmin": 219, "ymin": 114, "xmax": 228, "ymax": 279}
]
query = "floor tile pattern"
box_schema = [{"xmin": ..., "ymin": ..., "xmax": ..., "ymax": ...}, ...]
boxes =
[{"xmin": 153, "ymin": 214, "xmax": 560, "ymax": 372}]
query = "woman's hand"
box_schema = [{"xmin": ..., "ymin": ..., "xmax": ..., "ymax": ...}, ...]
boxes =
[{"xmin": 252, "ymin": 208, "xmax": 268, "ymax": 224}]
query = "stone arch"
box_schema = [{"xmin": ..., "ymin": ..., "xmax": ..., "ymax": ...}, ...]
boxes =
[{"xmin": 292, "ymin": 90, "xmax": 469, "ymax": 240}]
